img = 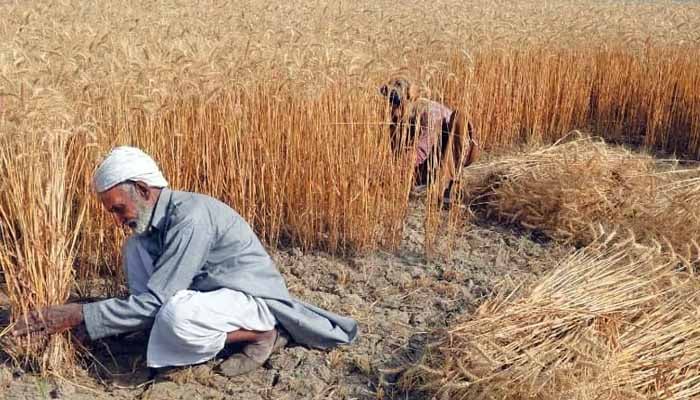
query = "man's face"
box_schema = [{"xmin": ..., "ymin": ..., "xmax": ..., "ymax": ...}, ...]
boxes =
[{"xmin": 99, "ymin": 184, "xmax": 153, "ymax": 235}]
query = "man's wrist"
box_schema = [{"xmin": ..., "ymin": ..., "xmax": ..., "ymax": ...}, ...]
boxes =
[{"xmin": 71, "ymin": 303, "xmax": 85, "ymax": 327}]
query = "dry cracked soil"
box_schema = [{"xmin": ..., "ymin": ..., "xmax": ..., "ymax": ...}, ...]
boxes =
[{"xmin": 0, "ymin": 200, "xmax": 570, "ymax": 399}]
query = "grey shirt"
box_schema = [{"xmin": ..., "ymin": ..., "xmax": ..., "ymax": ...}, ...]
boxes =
[{"xmin": 83, "ymin": 189, "xmax": 358, "ymax": 349}]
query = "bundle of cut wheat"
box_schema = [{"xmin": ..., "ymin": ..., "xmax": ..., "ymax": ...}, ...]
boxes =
[
  {"xmin": 402, "ymin": 238, "xmax": 700, "ymax": 399},
  {"xmin": 462, "ymin": 135, "xmax": 700, "ymax": 261}
]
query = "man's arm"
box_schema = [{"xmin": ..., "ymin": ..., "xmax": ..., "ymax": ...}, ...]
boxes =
[
  {"xmin": 84, "ymin": 219, "xmax": 213, "ymax": 339},
  {"xmin": 82, "ymin": 291, "xmax": 162, "ymax": 339},
  {"xmin": 11, "ymin": 303, "xmax": 84, "ymax": 337},
  {"xmin": 12, "ymin": 219, "xmax": 213, "ymax": 340}
]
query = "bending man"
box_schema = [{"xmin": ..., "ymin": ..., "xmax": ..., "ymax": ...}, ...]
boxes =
[
  {"xmin": 12, "ymin": 146, "xmax": 358, "ymax": 376},
  {"xmin": 380, "ymin": 77, "xmax": 480, "ymax": 200}
]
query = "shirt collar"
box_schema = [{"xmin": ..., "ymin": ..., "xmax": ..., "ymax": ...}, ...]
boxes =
[{"xmin": 149, "ymin": 187, "xmax": 172, "ymax": 232}]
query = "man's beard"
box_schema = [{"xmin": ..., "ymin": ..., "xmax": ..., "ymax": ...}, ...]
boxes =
[{"xmin": 126, "ymin": 199, "xmax": 154, "ymax": 236}]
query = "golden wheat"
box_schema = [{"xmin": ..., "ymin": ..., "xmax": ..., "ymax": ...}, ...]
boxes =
[
  {"xmin": 1, "ymin": 0, "xmax": 699, "ymax": 374},
  {"xmin": 403, "ymin": 238, "xmax": 700, "ymax": 399},
  {"xmin": 461, "ymin": 135, "xmax": 700, "ymax": 261}
]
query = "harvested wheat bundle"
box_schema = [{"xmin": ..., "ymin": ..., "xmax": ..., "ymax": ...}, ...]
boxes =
[
  {"xmin": 401, "ymin": 238, "xmax": 700, "ymax": 400},
  {"xmin": 461, "ymin": 135, "xmax": 700, "ymax": 261}
]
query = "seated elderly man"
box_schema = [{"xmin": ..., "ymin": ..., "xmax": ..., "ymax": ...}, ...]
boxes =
[{"xmin": 12, "ymin": 146, "xmax": 358, "ymax": 376}]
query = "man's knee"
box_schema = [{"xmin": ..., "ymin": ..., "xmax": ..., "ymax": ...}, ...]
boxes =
[
  {"xmin": 147, "ymin": 291, "xmax": 228, "ymax": 367},
  {"xmin": 153, "ymin": 291, "xmax": 198, "ymax": 337}
]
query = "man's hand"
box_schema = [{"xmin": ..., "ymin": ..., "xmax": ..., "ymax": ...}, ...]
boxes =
[{"xmin": 11, "ymin": 303, "xmax": 84, "ymax": 337}]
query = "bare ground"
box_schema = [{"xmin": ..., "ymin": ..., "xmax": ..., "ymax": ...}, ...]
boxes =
[{"xmin": 0, "ymin": 200, "xmax": 571, "ymax": 400}]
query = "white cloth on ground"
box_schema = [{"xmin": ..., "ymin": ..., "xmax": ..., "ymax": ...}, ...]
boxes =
[
  {"xmin": 123, "ymin": 237, "xmax": 277, "ymax": 368},
  {"xmin": 93, "ymin": 146, "xmax": 169, "ymax": 193}
]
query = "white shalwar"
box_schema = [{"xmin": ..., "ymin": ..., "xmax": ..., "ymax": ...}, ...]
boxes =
[{"xmin": 123, "ymin": 237, "xmax": 277, "ymax": 368}]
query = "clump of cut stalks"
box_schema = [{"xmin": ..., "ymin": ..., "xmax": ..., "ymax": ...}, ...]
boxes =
[
  {"xmin": 402, "ymin": 235, "xmax": 700, "ymax": 399},
  {"xmin": 462, "ymin": 135, "xmax": 700, "ymax": 262}
]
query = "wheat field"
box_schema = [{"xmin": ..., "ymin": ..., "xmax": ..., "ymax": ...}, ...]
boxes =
[{"xmin": 1, "ymin": 0, "xmax": 699, "ymax": 389}]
